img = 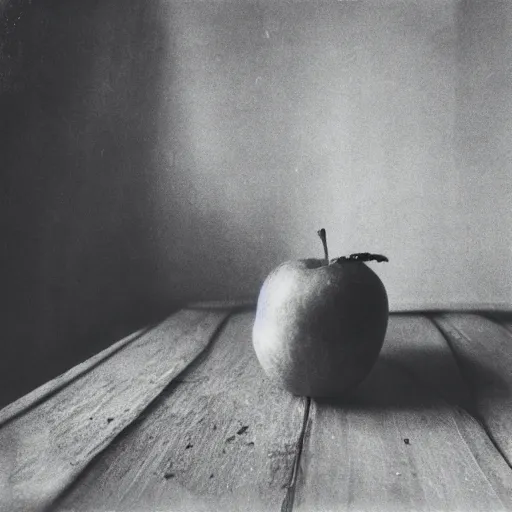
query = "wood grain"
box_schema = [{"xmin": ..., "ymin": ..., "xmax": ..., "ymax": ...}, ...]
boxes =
[
  {"xmin": 294, "ymin": 315, "xmax": 512, "ymax": 512},
  {"xmin": 53, "ymin": 311, "xmax": 307, "ymax": 512},
  {"xmin": 0, "ymin": 327, "xmax": 149, "ymax": 427},
  {"xmin": 433, "ymin": 313, "xmax": 512, "ymax": 466},
  {"xmin": 0, "ymin": 308, "xmax": 230, "ymax": 512}
]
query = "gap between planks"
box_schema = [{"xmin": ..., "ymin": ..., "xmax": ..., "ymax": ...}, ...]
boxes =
[{"xmin": 281, "ymin": 397, "xmax": 311, "ymax": 512}]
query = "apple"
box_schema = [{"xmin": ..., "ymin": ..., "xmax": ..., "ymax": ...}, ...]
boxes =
[{"xmin": 252, "ymin": 229, "xmax": 389, "ymax": 398}]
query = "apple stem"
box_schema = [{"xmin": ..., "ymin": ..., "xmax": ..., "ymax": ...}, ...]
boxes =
[{"xmin": 317, "ymin": 228, "xmax": 329, "ymax": 264}]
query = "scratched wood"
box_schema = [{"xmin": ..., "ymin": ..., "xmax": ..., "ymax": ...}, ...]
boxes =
[
  {"xmin": 53, "ymin": 311, "xmax": 307, "ymax": 512},
  {"xmin": 294, "ymin": 315, "xmax": 512, "ymax": 512},
  {"xmin": 0, "ymin": 327, "xmax": 148, "ymax": 428},
  {"xmin": 433, "ymin": 313, "xmax": 512, "ymax": 466},
  {"xmin": 0, "ymin": 308, "xmax": 230, "ymax": 512}
]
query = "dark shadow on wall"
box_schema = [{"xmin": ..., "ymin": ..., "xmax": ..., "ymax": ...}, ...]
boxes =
[
  {"xmin": 141, "ymin": 0, "xmax": 292, "ymax": 305},
  {"xmin": 0, "ymin": 0, "xmax": 182, "ymax": 408},
  {"xmin": 1, "ymin": 0, "xmax": 297, "ymax": 409}
]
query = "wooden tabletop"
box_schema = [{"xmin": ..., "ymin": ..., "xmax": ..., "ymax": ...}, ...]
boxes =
[{"xmin": 1, "ymin": 306, "xmax": 512, "ymax": 512}]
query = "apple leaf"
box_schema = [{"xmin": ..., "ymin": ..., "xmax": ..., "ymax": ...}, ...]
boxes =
[{"xmin": 332, "ymin": 253, "xmax": 389, "ymax": 263}]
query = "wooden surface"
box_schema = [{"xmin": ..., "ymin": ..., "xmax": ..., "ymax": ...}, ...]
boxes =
[
  {"xmin": 294, "ymin": 316, "xmax": 512, "ymax": 512},
  {"xmin": 52, "ymin": 311, "xmax": 307, "ymax": 512},
  {"xmin": 0, "ymin": 326, "xmax": 149, "ymax": 428},
  {"xmin": 0, "ymin": 309, "xmax": 230, "ymax": 512},
  {"xmin": 2, "ymin": 308, "xmax": 512, "ymax": 512},
  {"xmin": 433, "ymin": 314, "xmax": 512, "ymax": 465}
]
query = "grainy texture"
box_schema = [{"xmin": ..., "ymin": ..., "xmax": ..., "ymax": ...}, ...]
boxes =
[
  {"xmin": 0, "ymin": 309, "xmax": 230, "ymax": 512},
  {"xmin": 433, "ymin": 314, "xmax": 512, "ymax": 465},
  {"xmin": 293, "ymin": 315, "xmax": 512, "ymax": 512},
  {"xmin": 0, "ymin": 327, "xmax": 148, "ymax": 427},
  {"xmin": 186, "ymin": 299, "xmax": 257, "ymax": 311},
  {"xmin": 499, "ymin": 316, "xmax": 512, "ymax": 335},
  {"xmin": 53, "ymin": 311, "xmax": 306, "ymax": 512},
  {"xmin": 4, "ymin": 311, "xmax": 512, "ymax": 512}
]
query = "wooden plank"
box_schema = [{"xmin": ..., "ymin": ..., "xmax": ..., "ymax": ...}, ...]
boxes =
[
  {"xmin": 390, "ymin": 302, "xmax": 512, "ymax": 313},
  {"xmin": 0, "ymin": 308, "xmax": 230, "ymax": 512},
  {"xmin": 0, "ymin": 327, "xmax": 149, "ymax": 427},
  {"xmin": 433, "ymin": 313, "xmax": 512, "ymax": 465},
  {"xmin": 53, "ymin": 311, "xmax": 307, "ymax": 512},
  {"xmin": 294, "ymin": 315, "xmax": 512, "ymax": 512}
]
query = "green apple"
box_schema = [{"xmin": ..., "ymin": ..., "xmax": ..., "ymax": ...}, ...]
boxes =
[{"xmin": 252, "ymin": 229, "xmax": 389, "ymax": 398}]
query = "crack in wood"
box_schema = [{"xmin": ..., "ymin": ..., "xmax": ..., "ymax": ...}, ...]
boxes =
[{"xmin": 281, "ymin": 397, "xmax": 311, "ymax": 512}]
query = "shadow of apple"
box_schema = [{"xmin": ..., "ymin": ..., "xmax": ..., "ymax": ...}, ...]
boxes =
[{"xmin": 314, "ymin": 328, "xmax": 506, "ymax": 417}]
